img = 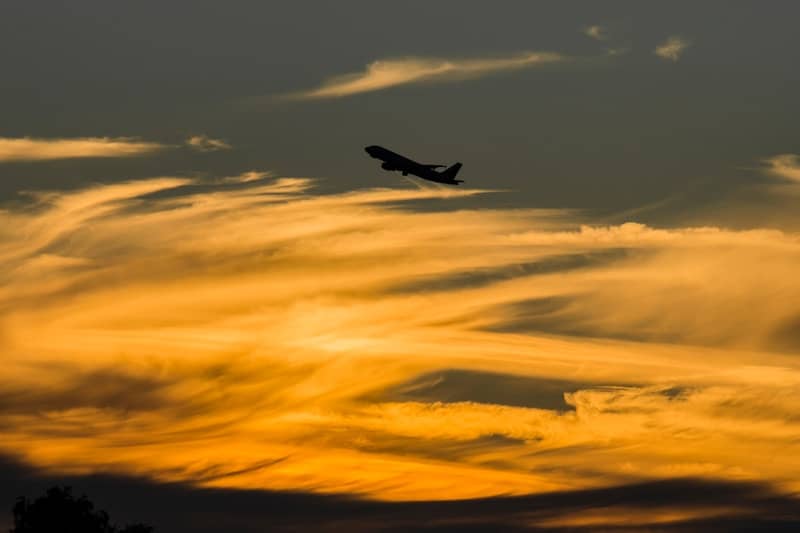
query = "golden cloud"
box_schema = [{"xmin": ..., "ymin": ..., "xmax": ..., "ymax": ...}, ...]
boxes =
[
  {"xmin": 288, "ymin": 52, "xmax": 564, "ymax": 99},
  {"xmin": 0, "ymin": 137, "xmax": 167, "ymax": 162},
  {"xmin": 2, "ymin": 176, "xmax": 800, "ymax": 505}
]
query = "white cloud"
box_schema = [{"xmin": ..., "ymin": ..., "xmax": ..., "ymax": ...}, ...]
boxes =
[
  {"xmin": 583, "ymin": 25, "xmax": 606, "ymax": 41},
  {"xmin": 186, "ymin": 134, "xmax": 232, "ymax": 152},
  {"xmin": 764, "ymin": 154, "xmax": 800, "ymax": 183},
  {"xmin": 0, "ymin": 136, "xmax": 167, "ymax": 162},
  {"xmin": 288, "ymin": 51, "xmax": 565, "ymax": 99},
  {"xmin": 654, "ymin": 36, "xmax": 691, "ymax": 62}
]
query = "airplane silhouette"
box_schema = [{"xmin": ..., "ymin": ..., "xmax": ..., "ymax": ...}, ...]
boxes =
[{"xmin": 365, "ymin": 145, "xmax": 463, "ymax": 185}]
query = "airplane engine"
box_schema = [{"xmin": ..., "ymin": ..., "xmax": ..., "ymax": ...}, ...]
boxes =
[{"xmin": 381, "ymin": 162, "xmax": 396, "ymax": 171}]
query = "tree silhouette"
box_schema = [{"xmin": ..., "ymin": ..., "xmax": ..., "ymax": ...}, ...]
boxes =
[{"xmin": 10, "ymin": 486, "xmax": 153, "ymax": 533}]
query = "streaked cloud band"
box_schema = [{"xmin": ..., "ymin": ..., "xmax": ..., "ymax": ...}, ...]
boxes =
[
  {"xmin": 288, "ymin": 51, "xmax": 565, "ymax": 99},
  {"xmin": 3, "ymin": 175, "xmax": 800, "ymax": 504}
]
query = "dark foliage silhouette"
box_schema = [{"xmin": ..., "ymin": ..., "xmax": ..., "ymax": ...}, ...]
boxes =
[{"xmin": 10, "ymin": 486, "xmax": 152, "ymax": 533}]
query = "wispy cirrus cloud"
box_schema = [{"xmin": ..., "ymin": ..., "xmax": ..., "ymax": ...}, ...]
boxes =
[
  {"xmin": 3, "ymin": 174, "xmax": 800, "ymax": 505},
  {"xmin": 0, "ymin": 136, "xmax": 167, "ymax": 162},
  {"xmin": 654, "ymin": 36, "xmax": 691, "ymax": 62},
  {"xmin": 287, "ymin": 51, "xmax": 565, "ymax": 99},
  {"xmin": 185, "ymin": 134, "xmax": 232, "ymax": 152}
]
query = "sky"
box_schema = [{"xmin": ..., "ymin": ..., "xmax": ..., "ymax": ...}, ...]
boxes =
[{"xmin": 2, "ymin": 2, "xmax": 800, "ymax": 531}]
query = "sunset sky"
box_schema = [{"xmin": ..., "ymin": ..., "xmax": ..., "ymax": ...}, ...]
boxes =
[{"xmin": 2, "ymin": 2, "xmax": 800, "ymax": 531}]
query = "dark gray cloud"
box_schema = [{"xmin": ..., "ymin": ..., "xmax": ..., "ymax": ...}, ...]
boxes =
[
  {"xmin": 379, "ymin": 369, "xmax": 605, "ymax": 411},
  {"xmin": 0, "ymin": 369, "xmax": 172, "ymax": 415},
  {"xmin": 2, "ymin": 456, "xmax": 799, "ymax": 532},
  {"xmin": 388, "ymin": 251, "xmax": 628, "ymax": 295},
  {"xmin": 310, "ymin": 430, "xmax": 528, "ymax": 465}
]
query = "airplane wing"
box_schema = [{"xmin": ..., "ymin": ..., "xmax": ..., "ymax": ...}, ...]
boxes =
[{"xmin": 422, "ymin": 164, "xmax": 446, "ymax": 169}]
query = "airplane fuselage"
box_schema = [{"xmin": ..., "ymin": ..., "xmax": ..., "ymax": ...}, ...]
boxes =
[{"xmin": 365, "ymin": 145, "xmax": 463, "ymax": 185}]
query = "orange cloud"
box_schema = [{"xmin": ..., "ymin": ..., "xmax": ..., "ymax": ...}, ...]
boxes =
[{"xmin": 2, "ymin": 176, "xmax": 800, "ymax": 504}]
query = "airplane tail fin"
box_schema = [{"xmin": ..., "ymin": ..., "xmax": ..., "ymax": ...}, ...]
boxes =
[{"xmin": 439, "ymin": 162, "xmax": 462, "ymax": 183}]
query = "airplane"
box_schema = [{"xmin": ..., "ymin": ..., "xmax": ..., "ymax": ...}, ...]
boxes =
[{"xmin": 365, "ymin": 145, "xmax": 463, "ymax": 185}]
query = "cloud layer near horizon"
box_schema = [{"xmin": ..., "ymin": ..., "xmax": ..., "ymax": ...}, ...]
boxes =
[
  {"xmin": 0, "ymin": 137, "xmax": 167, "ymax": 162},
  {"xmin": 2, "ymin": 175, "xmax": 800, "ymax": 510},
  {"xmin": 288, "ymin": 52, "xmax": 564, "ymax": 99}
]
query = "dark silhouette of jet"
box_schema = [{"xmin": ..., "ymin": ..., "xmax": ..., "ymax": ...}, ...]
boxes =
[{"xmin": 365, "ymin": 145, "xmax": 463, "ymax": 185}]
